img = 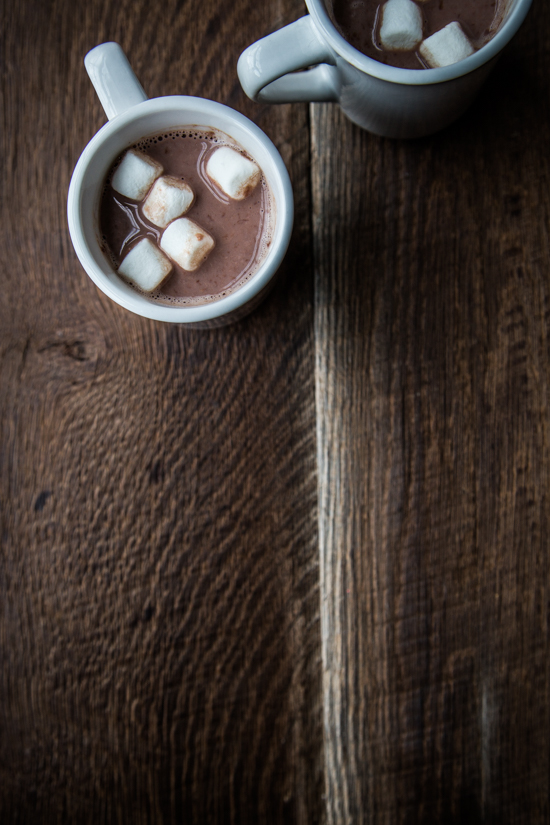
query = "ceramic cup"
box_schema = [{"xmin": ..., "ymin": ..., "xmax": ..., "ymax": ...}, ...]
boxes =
[
  {"xmin": 237, "ymin": 0, "xmax": 532, "ymax": 139},
  {"xmin": 67, "ymin": 43, "xmax": 294, "ymax": 326}
]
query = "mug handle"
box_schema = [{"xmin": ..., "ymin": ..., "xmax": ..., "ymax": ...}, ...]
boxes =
[
  {"xmin": 237, "ymin": 16, "xmax": 339, "ymax": 103},
  {"xmin": 84, "ymin": 42, "xmax": 148, "ymax": 121}
]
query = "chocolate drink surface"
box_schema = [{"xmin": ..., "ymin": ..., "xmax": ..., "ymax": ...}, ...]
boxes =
[
  {"xmin": 100, "ymin": 130, "xmax": 272, "ymax": 305},
  {"xmin": 329, "ymin": 0, "xmax": 501, "ymax": 69}
]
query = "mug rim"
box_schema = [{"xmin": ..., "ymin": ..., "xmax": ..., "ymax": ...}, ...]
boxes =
[
  {"xmin": 67, "ymin": 95, "xmax": 294, "ymax": 323},
  {"xmin": 306, "ymin": 0, "xmax": 533, "ymax": 86}
]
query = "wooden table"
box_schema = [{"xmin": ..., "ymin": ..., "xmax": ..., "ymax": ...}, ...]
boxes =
[{"xmin": 1, "ymin": 0, "xmax": 548, "ymax": 822}]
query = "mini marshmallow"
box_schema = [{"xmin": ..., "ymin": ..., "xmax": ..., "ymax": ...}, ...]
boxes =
[
  {"xmin": 142, "ymin": 176, "xmax": 195, "ymax": 228},
  {"xmin": 118, "ymin": 238, "xmax": 173, "ymax": 292},
  {"xmin": 160, "ymin": 218, "xmax": 215, "ymax": 272},
  {"xmin": 206, "ymin": 146, "xmax": 261, "ymax": 200},
  {"xmin": 419, "ymin": 22, "xmax": 475, "ymax": 68},
  {"xmin": 379, "ymin": 0, "xmax": 423, "ymax": 52},
  {"xmin": 111, "ymin": 149, "xmax": 163, "ymax": 201}
]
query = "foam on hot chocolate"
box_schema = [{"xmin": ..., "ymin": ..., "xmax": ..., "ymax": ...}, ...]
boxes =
[{"xmin": 99, "ymin": 129, "xmax": 274, "ymax": 306}]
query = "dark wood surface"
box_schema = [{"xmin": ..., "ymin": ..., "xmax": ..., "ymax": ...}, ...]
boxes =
[{"xmin": 1, "ymin": 0, "xmax": 548, "ymax": 822}]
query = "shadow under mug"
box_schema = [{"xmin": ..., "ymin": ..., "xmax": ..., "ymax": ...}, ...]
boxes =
[
  {"xmin": 237, "ymin": 0, "xmax": 533, "ymax": 139},
  {"xmin": 67, "ymin": 43, "xmax": 294, "ymax": 326}
]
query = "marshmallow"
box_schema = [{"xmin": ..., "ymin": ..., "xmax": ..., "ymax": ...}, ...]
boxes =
[
  {"xmin": 111, "ymin": 149, "xmax": 163, "ymax": 201},
  {"xmin": 379, "ymin": 0, "xmax": 423, "ymax": 52},
  {"xmin": 118, "ymin": 238, "xmax": 173, "ymax": 292},
  {"xmin": 142, "ymin": 175, "xmax": 195, "ymax": 228},
  {"xmin": 160, "ymin": 218, "xmax": 215, "ymax": 272},
  {"xmin": 206, "ymin": 146, "xmax": 261, "ymax": 200},
  {"xmin": 419, "ymin": 22, "xmax": 475, "ymax": 68}
]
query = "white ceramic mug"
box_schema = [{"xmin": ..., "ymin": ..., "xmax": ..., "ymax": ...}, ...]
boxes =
[
  {"xmin": 237, "ymin": 0, "xmax": 532, "ymax": 138},
  {"xmin": 67, "ymin": 43, "xmax": 294, "ymax": 326}
]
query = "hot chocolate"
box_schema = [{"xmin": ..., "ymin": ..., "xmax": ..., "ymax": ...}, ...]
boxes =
[
  {"xmin": 99, "ymin": 129, "xmax": 273, "ymax": 305},
  {"xmin": 329, "ymin": 0, "xmax": 503, "ymax": 69}
]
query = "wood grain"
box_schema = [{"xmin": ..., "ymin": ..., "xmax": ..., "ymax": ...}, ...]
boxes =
[
  {"xmin": 0, "ymin": 0, "xmax": 322, "ymax": 822},
  {"xmin": 313, "ymin": 3, "xmax": 550, "ymax": 823},
  {"xmin": 3, "ymin": 0, "xmax": 550, "ymax": 820}
]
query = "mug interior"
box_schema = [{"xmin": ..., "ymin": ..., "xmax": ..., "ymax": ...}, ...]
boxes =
[
  {"xmin": 308, "ymin": 0, "xmax": 531, "ymax": 85},
  {"xmin": 68, "ymin": 97, "xmax": 293, "ymax": 323}
]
